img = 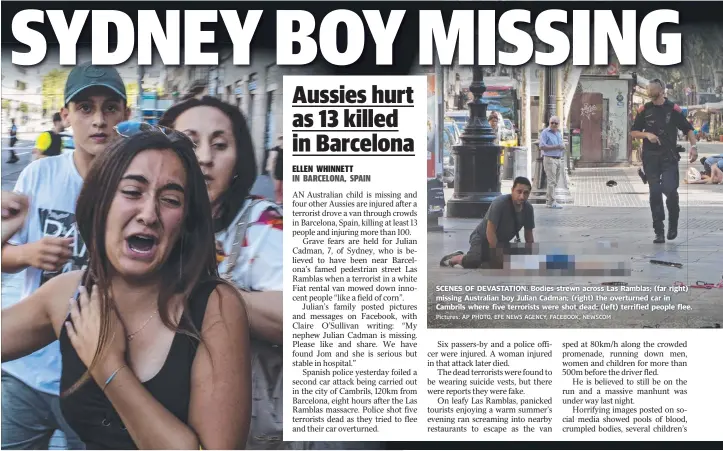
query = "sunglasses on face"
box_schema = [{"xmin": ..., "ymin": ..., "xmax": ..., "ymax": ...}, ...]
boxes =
[
  {"xmin": 551, "ymin": 122, "xmax": 559, "ymax": 125},
  {"xmin": 114, "ymin": 121, "xmax": 196, "ymax": 148}
]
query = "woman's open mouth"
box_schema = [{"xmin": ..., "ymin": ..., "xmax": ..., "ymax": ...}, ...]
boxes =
[{"xmin": 125, "ymin": 234, "xmax": 158, "ymax": 260}]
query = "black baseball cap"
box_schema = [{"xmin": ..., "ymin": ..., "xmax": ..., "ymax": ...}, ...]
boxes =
[{"xmin": 64, "ymin": 62, "xmax": 127, "ymax": 105}]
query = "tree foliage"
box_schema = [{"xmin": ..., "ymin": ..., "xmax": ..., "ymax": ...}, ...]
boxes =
[
  {"xmin": 125, "ymin": 82, "xmax": 139, "ymax": 108},
  {"xmin": 631, "ymin": 26, "xmax": 723, "ymax": 103},
  {"xmin": 41, "ymin": 69, "xmax": 69, "ymax": 115}
]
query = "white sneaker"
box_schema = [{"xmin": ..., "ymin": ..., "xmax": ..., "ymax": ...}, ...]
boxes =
[{"xmin": 547, "ymin": 202, "xmax": 563, "ymax": 209}]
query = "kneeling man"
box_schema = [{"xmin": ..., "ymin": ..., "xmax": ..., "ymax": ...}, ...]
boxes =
[{"xmin": 440, "ymin": 177, "xmax": 535, "ymax": 269}]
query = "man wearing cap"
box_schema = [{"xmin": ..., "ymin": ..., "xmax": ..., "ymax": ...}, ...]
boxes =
[
  {"xmin": 631, "ymin": 78, "xmax": 697, "ymax": 243},
  {"xmin": 1, "ymin": 62, "xmax": 130, "ymax": 449}
]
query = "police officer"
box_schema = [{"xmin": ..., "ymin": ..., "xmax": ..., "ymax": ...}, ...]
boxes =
[{"xmin": 631, "ymin": 78, "xmax": 698, "ymax": 244}]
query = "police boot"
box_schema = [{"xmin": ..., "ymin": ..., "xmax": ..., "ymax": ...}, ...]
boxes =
[
  {"xmin": 653, "ymin": 222, "xmax": 665, "ymax": 244},
  {"xmin": 667, "ymin": 219, "xmax": 678, "ymax": 241}
]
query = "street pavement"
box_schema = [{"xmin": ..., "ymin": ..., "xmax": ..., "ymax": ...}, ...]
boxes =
[
  {"xmin": 1, "ymin": 140, "xmax": 35, "ymax": 191},
  {"xmin": 430, "ymin": 142, "xmax": 723, "ymax": 329}
]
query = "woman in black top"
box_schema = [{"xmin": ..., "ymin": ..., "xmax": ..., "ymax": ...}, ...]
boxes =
[{"xmin": 1, "ymin": 128, "xmax": 252, "ymax": 449}]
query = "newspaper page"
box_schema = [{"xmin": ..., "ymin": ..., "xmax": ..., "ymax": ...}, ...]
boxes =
[{"xmin": 0, "ymin": 2, "xmax": 721, "ymax": 450}]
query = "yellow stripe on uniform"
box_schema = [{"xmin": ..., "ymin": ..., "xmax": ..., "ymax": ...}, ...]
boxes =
[{"xmin": 35, "ymin": 132, "xmax": 52, "ymax": 152}]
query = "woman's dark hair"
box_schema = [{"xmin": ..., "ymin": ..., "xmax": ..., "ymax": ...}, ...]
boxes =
[
  {"xmin": 66, "ymin": 131, "xmax": 220, "ymax": 396},
  {"xmin": 159, "ymin": 96, "xmax": 257, "ymax": 233}
]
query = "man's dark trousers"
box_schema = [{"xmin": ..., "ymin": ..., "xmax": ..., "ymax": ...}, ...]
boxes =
[{"xmin": 642, "ymin": 150, "xmax": 679, "ymax": 233}]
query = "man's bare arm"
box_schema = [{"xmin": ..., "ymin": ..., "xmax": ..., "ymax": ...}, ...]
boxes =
[
  {"xmin": 486, "ymin": 221, "xmax": 498, "ymax": 249},
  {"xmin": 1, "ymin": 244, "xmax": 29, "ymax": 273},
  {"xmin": 242, "ymin": 291, "xmax": 282, "ymax": 345}
]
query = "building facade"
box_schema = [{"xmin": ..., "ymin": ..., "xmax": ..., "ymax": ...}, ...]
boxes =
[
  {"xmin": 569, "ymin": 75, "xmax": 632, "ymax": 166},
  {"xmin": 2, "ymin": 63, "xmax": 44, "ymax": 134}
]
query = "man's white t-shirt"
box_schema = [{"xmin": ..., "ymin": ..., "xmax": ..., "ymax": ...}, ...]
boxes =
[{"xmin": 2, "ymin": 150, "xmax": 86, "ymax": 396}]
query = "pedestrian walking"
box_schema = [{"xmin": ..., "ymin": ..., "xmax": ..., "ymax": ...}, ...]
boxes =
[
  {"xmin": 2, "ymin": 129, "xmax": 252, "ymax": 450},
  {"xmin": 538, "ymin": 116, "xmax": 565, "ymax": 209},
  {"xmin": 7, "ymin": 118, "xmax": 19, "ymax": 163},
  {"xmin": 631, "ymin": 78, "xmax": 698, "ymax": 243},
  {"xmin": 1, "ymin": 61, "xmax": 129, "ymax": 450}
]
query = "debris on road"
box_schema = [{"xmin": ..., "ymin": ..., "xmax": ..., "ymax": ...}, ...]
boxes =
[
  {"xmin": 650, "ymin": 259, "xmax": 683, "ymax": 268},
  {"xmin": 690, "ymin": 279, "xmax": 723, "ymax": 289}
]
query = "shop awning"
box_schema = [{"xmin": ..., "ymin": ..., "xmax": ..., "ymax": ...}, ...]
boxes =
[{"xmin": 686, "ymin": 102, "xmax": 723, "ymax": 112}]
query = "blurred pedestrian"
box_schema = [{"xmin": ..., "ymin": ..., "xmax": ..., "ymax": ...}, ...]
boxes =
[
  {"xmin": 539, "ymin": 116, "xmax": 565, "ymax": 209},
  {"xmin": 7, "ymin": 118, "xmax": 19, "ymax": 163},
  {"xmin": 32, "ymin": 113, "xmax": 66, "ymax": 161}
]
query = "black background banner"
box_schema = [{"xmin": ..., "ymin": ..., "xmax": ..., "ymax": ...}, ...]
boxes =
[{"xmin": 2, "ymin": 1, "xmax": 720, "ymax": 77}]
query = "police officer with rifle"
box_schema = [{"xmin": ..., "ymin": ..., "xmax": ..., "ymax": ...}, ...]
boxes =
[{"xmin": 632, "ymin": 78, "xmax": 698, "ymax": 244}]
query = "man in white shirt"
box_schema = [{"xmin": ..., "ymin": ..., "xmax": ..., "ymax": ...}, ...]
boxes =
[
  {"xmin": 1, "ymin": 62, "xmax": 130, "ymax": 449},
  {"xmin": 538, "ymin": 116, "xmax": 565, "ymax": 209}
]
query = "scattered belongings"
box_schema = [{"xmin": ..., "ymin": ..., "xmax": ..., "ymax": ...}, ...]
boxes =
[
  {"xmin": 601, "ymin": 281, "xmax": 628, "ymax": 286},
  {"xmin": 690, "ymin": 279, "xmax": 723, "ymax": 289},
  {"xmin": 606, "ymin": 180, "xmax": 618, "ymax": 187},
  {"xmin": 650, "ymin": 259, "xmax": 683, "ymax": 268}
]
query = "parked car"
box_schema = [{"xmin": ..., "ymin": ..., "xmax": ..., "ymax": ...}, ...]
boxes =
[
  {"xmin": 444, "ymin": 121, "xmax": 461, "ymax": 144},
  {"xmin": 443, "ymin": 147, "xmax": 455, "ymax": 188},
  {"xmin": 445, "ymin": 110, "xmax": 469, "ymax": 133},
  {"xmin": 500, "ymin": 119, "xmax": 517, "ymax": 143}
]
